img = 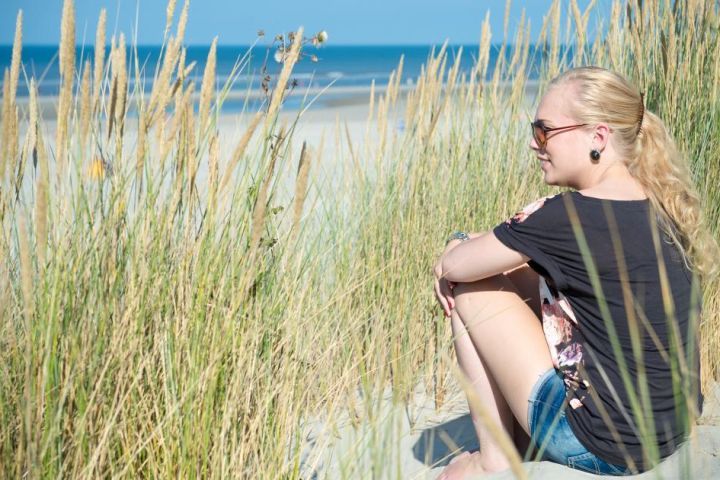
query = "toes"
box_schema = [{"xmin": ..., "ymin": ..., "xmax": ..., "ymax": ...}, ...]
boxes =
[
  {"xmin": 449, "ymin": 451, "xmax": 470, "ymax": 465},
  {"xmin": 439, "ymin": 451, "xmax": 486, "ymax": 480}
]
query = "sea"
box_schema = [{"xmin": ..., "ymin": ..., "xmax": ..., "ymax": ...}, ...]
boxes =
[{"xmin": 0, "ymin": 44, "xmax": 546, "ymax": 112}]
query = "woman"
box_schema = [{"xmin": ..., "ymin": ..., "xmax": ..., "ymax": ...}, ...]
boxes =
[{"xmin": 433, "ymin": 66, "xmax": 716, "ymax": 478}]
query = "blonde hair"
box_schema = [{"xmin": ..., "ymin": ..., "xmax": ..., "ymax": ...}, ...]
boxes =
[{"xmin": 549, "ymin": 66, "xmax": 718, "ymax": 282}]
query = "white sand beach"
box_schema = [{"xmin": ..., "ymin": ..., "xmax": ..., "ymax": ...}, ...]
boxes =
[{"xmin": 298, "ymin": 380, "xmax": 720, "ymax": 479}]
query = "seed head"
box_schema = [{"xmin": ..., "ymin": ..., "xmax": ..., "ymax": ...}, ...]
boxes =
[{"xmin": 274, "ymin": 48, "xmax": 285, "ymax": 63}]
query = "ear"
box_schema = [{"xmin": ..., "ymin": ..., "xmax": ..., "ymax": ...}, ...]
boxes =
[{"xmin": 592, "ymin": 123, "xmax": 611, "ymax": 151}]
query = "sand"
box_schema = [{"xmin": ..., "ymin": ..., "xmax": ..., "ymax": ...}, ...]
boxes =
[{"xmin": 297, "ymin": 381, "xmax": 720, "ymax": 479}]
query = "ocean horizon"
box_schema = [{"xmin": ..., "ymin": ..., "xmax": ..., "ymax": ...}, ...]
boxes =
[{"xmin": 1, "ymin": 44, "xmax": 551, "ymax": 111}]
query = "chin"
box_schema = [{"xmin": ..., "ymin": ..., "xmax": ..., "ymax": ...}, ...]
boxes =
[
  {"xmin": 542, "ymin": 174, "xmax": 558, "ymax": 186},
  {"xmin": 542, "ymin": 173, "xmax": 567, "ymax": 188}
]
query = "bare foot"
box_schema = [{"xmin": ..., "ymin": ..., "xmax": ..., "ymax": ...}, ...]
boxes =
[
  {"xmin": 437, "ymin": 451, "xmax": 485, "ymax": 480},
  {"xmin": 448, "ymin": 451, "xmax": 471, "ymax": 465}
]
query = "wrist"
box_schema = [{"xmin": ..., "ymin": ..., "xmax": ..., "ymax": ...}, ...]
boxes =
[{"xmin": 445, "ymin": 231, "xmax": 470, "ymax": 245}]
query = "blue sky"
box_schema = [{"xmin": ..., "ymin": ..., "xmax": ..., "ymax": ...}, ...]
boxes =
[{"xmin": 1, "ymin": 0, "xmax": 607, "ymax": 46}]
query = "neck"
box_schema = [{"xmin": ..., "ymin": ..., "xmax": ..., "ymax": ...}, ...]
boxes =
[{"xmin": 576, "ymin": 160, "xmax": 634, "ymax": 190}]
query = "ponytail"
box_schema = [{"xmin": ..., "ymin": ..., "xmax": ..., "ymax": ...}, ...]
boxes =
[
  {"xmin": 548, "ymin": 67, "xmax": 719, "ymax": 282},
  {"xmin": 628, "ymin": 111, "xmax": 719, "ymax": 281}
]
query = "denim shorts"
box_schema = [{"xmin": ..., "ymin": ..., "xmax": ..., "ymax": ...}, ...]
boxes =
[{"xmin": 527, "ymin": 368, "xmax": 632, "ymax": 476}]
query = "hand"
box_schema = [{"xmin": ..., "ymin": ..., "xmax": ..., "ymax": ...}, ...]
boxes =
[
  {"xmin": 433, "ymin": 240, "xmax": 462, "ymax": 317},
  {"xmin": 434, "ymin": 273, "xmax": 456, "ymax": 317}
]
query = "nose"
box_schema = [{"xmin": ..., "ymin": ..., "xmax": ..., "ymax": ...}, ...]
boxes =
[
  {"xmin": 529, "ymin": 134, "xmax": 540, "ymax": 151},
  {"xmin": 528, "ymin": 124, "xmax": 540, "ymax": 151}
]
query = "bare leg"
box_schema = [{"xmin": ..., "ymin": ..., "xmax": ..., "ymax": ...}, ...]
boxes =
[
  {"xmin": 504, "ymin": 265, "xmax": 542, "ymax": 458},
  {"xmin": 438, "ymin": 268, "xmax": 552, "ymax": 479},
  {"xmin": 503, "ymin": 264, "xmax": 542, "ymax": 320},
  {"xmin": 445, "ymin": 308, "xmax": 513, "ymax": 471}
]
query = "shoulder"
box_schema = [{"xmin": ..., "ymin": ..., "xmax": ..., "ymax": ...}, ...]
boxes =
[{"xmin": 506, "ymin": 192, "xmax": 568, "ymax": 225}]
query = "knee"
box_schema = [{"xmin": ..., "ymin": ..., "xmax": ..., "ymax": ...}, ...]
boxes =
[
  {"xmin": 452, "ymin": 274, "xmax": 516, "ymax": 314},
  {"xmin": 453, "ymin": 274, "xmax": 510, "ymax": 296}
]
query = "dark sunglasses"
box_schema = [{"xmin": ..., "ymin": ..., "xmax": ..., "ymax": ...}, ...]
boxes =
[{"xmin": 530, "ymin": 119, "xmax": 588, "ymax": 149}]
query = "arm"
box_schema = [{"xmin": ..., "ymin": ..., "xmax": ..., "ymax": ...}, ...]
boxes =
[
  {"xmin": 432, "ymin": 230, "xmax": 530, "ymax": 317},
  {"xmin": 440, "ymin": 231, "xmax": 530, "ymax": 283}
]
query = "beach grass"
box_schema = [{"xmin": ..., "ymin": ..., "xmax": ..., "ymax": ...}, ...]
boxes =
[{"xmin": 0, "ymin": 0, "xmax": 719, "ymax": 477}]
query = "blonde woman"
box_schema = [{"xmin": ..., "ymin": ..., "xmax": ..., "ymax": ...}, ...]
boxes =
[{"xmin": 433, "ymin": 66, "xmax": 716, "ymax": 478}]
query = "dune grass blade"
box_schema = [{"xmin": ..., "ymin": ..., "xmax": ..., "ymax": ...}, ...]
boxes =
[{"xmin": 0, "ymin": 0, "xmax": 718, "ymax": 478}]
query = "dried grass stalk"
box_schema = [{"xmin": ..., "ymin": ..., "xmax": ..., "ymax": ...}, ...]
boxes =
[
  {"xmin": 24, "ymin": 79, "xmax": 38, "ymax": 165},
  {"xmin": 389, "ymin": 55, "xmax": 404, "ymax": 108},
  {"xmin": 0, "ymin": 259, "xmax": 9, "ymax": 328},
  {"xmin": 175, "ymin": 47, "xmax": 187, "ymax": 104},
  {"xmin": 35, "ymin": 122, "xmax": 49, "ymax": 269},
  {"xmin": 344, "ymin": 120, "xmax": 358, "ymax": 174},
  {"xmin": 477, "ymin": 11, "xmax": 492, "ymax": 85},
  {"xmin": 502, "ymin": 0, "xmax": 512, "ymax": 40},
  {"xmin": 8, "ymin": 105, "xmax": 19, "ymax": 189},
  {"xmin": 265, "ymin": 27, "xmax": 303, "ymax": 131},
  {"xmin": 176, "ymin": 0, "xmax": 189, "ymax": 42},
  {"xmin": 365, "ymin": 80, "xmax": 375, "ymax": 144},
  {"xmin": 507, "ymin": 13, "xmax": 525, "ymax": 74},
  {"xmin": 185, "ymin": 87, "xmax": 198, "ymax": 194},
  {"xmin": 136, "ymin": 109, "xmax": 147, "ymax": 185},
  {"xmin": 571, "ymin": 0, "xmax": 597, "ymax": 64},
  {"xmin": 220, "ymin": 110, "xmax": 263, "ymax": 191},
  {"xmin": 549, "ymin": 0, "xmax": 561, "ymax": 79},
  {"xmin": 249, "ymin": 126, "xmax": 284, "ymax": 253},
  {"xmin": 92, "ymin": 9, "xmax": 106, "ymax": 115},
  {"xmin": 1, "ymin": 12, "xmax": 22, "ymax": 182},
  {"xmin": 16, "ymin": 81, "xmax": 35, "ymax": 205},
  {"xmin": 292, "ymin": 141, "xmax": 312, "ymax": 236},
  {"xmin": 148, "ymin": 36, "xmax": 181, "ymax": 127},
  {"xmin": 56, "ymin": 0, "xmax": 75, "ymax": 171},
  {"xmin": 79, "ymin": 60, "xmax": 92, "ymax": 150},
  {"xmin": 199, "ymin": 37, "xmax": 217, "ymax": 134},
  {"xmin": 157, "ymin": 112, "xmax": 171, "ymax": 168},
  {"xmin": 59, "ymin": 0, "xmax": 75, "ymax": 79},
  {"xmin": 171, "ymin": 82, "xmax": 195, "ymax": 179},
  {"xmin": 17, "ymin": 211, "xmax": 35, "ymax": 476},
  {"xmin": 164, "ymin": 0, "xmax": 177, "ymax": 39},
  {"xmin": 17, "ymin": 214, "xmax": 33, "ymax": 324},
  {"xmin": 114, "ymin": 33, "xmax": 128, "ymax": 140},
  {"xmin": 207, "ymin": 132, "xmax": 219, "ymax": 208},
  {"xmin": 106, "ymin": 63, "xmax": 117, "ymax": 140},
  {"xmin": 1, "ymin": 69, "xmax": 10, "ymax": 179},
  {"xmin": 571, "ymin": 0, "xmax": 585, "ymax": 61},
  {"xmin": 9, "ymin": 10, "xmax": 22, "ymax": 108},
  {"xmin": 376, "ymin": 89, "xmax": 388, "ymax": 154},
  {"xmin": 510, "ymin": 26, "xmax": 530, "ymax": 106}
]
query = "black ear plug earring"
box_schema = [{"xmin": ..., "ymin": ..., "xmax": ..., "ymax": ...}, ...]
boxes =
[{"xmin": 590, "ymin": 149, "xmax": 601, "ymax": 163}]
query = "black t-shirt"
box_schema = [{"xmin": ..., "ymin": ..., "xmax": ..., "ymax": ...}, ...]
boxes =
[{"xmin": 492, "ymin": 190, "xmax": 703, "ymax": 470}]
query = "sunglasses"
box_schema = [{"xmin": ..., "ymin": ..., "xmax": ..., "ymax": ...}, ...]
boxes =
[{"xmin": 530, "ymin": 119, "xmax": 588, "ymax": 149}]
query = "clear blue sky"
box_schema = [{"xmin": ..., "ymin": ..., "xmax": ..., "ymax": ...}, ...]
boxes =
[{"xmin": 1, "ymin": 0, "xmax": 607, "ymax": 46}]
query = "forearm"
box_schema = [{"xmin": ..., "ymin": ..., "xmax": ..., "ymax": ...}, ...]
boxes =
[
  {"xmin": 439, "ymin": 231, "xmax": 528, "ymax": 283},
  {"xmin": 440, "ymin": 235, "xmax": 485, "ymax": 283}
]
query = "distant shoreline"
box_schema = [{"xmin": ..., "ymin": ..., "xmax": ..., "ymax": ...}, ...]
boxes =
[{"xmin": 16, "ymin": 79, "xmax": 542, "ymax": 120}]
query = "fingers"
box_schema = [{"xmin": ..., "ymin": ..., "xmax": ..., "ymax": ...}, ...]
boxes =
[
  {"xmin": 434, "ymin": 258, "xmax": 457, "ymax": 317},
  {"xmin": 447, "ymin": 280, "xmax": 456, "ymax": 309},
  {"xmin": 434, "ymin": 279, "xmax": 451, "ymax": 317},
  {"xmin": 434, "ymin": 278, "xmax": 456, "ymax": 317},
  {"xmin": 445, "ymin": 281, "xmax": 456, "ymax": 311}
]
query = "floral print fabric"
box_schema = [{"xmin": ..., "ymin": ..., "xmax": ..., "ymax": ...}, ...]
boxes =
[{"xmin": 507, "ymin": 196, "xmax": 589, "ymax": 409}]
